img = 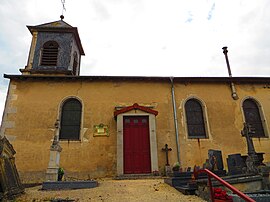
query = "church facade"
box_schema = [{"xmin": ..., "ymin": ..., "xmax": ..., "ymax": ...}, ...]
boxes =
[{"xmin": 1, "ymin": 19, "xmax": 270, "ymax": 183}]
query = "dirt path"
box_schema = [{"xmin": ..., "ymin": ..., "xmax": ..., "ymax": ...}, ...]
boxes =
[{"xmin": 16, "ymin": 178, "xmax": 206, "ymax": 202}]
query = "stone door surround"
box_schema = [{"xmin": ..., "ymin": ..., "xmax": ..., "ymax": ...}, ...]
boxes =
[{"xmin": 114, "ymin": 103, "xmax": 159, "ymax": 176}]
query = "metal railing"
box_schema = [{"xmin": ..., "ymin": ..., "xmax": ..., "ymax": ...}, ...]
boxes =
[{"xmin": 198, "ymin": 169, "xmax": 255, "ymax": 202}]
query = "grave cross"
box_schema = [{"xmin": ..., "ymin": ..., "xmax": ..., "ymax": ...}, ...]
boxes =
[
  {"xmin": 162, "ymin": 144, "xmax": 172, "ymax": 166},
  {"xmin": 241, "ymin": 122, "xmax": 256, "ymax": 156},
  {"xmin": 241, "ymin": 122, "xmax": 260, "ymax": 173}
]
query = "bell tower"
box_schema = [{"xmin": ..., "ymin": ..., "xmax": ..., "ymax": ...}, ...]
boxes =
[{"xmin": 21, "ymin": 16, "xmax": 85, "ymax": 76}]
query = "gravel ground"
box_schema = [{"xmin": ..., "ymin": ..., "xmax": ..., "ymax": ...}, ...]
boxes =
[{"xmin": 16, "ymin": 178, "xmax": 206, "ymax": 202}]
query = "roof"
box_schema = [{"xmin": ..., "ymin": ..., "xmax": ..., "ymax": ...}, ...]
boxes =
[
  {"xmin": 27, "ymin": 19, "xmax": 85, "ymax": 55},
  {"xmin": 114, "ymin": 103, "xmax": 158, "ymax": 117},
  {"xmin": 32, "ymin": 20, "xmax": 73, "ymax": 28},
  {"xmin": 4, "ymin": 74, "xmax": 270, "ymax": 83}
]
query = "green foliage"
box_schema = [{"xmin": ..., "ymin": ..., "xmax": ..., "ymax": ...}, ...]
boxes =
[
  {"xmin": 172, "ymin": 162, "xmax": 180, "ymax": 171},
  {"xmin": 58, "ymin": 167, "xmax": 64, "ymax": 175}
]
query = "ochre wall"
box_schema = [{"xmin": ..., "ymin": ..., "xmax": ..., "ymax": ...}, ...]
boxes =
[{"xmin": 2, "ymin": 79, "xmax": 270, "ymax": 182}]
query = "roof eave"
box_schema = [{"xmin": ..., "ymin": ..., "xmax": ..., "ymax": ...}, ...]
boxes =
[{"xmin": 26, "ymin": 26, "xmax": 85, "ymax": 55}]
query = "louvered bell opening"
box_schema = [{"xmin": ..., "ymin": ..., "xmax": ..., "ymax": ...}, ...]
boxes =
[{"xmin": 40, "ymin": 41, "xmax": 59, "ymax": 66}]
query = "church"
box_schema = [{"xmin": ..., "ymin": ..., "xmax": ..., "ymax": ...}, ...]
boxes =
[{"xmin": 1, "ymin": 17, "xmax": 270, "ymax": 183}]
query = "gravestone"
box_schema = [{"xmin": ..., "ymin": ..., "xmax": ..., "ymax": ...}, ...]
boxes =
[
  {"xmin": 208, "ymin": 149, "xmax": 224, "ymax": 171},
  {"xmin": 227, "ymin": 154, "xmax": 246, "ymax": 175},
  {"xmin": 0, "ymin": 136, "xmax": 24, "ymax": 199}
]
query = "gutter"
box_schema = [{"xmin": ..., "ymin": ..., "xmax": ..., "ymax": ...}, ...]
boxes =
[
  {"xmin": 170, "ymin": 77, "xmax": 181, "ymax": 164},
  {"xmin": 222, "ymin": 47, "xmax": 239, "ymax": 100}
]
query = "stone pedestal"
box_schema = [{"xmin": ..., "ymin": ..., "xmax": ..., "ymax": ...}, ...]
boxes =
[
  {"xmin": 45, "ymin": 143, "xmax": 62, "ymax": 181},
  {"xmin": 165, "ymin": 165, "xmax": 172, "ymax": 176},
  {"xmin": 45, "ymin": 123, "xmax": 62, "ymax": 182}
]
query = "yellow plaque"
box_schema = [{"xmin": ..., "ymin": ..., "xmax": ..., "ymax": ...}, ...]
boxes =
[{"xmin": 94, "ymin": 124, "xmax": 109, "ymax": 137}]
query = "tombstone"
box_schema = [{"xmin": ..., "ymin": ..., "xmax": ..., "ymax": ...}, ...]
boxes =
[
  {"xmin": 45, "ymin": 120, "xmax": 62, "ymax": 181},
  {"xmin": 0, "ymin": 136, "xmax": 24, "ymax": 199},
  {"xmin": 208, "ymin": 149, "xmax": 224, "ymax": 171},
  {"xmin": 227, "ymin": 154, "xmax": 246, "ymax": 175}
]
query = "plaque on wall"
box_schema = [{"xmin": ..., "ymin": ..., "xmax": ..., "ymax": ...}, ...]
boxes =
[{"xmin": 93, "ymin": 124, "xmax": 109, "ymax": 137}]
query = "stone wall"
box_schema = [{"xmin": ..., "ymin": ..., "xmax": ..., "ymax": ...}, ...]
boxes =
[{"xmin": 1, "ymin": 78, "xmax": 270, "ymax": 182}]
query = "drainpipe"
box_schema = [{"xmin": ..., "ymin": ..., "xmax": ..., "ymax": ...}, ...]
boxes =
[
  {"xmin": 222, "ymin": 47, "xmax": 239, "ymax": 100},
  {"xmin": 170, "ymin": 77, "xmax": 181, "ymax": 164}
]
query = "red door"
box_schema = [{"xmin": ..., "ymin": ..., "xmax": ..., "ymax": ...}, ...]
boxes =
[{"xmin": 124, "ymin": 116, "xmax": 151, "ymax": 174}]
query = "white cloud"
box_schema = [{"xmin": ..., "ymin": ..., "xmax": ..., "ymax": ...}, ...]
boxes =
[{"xmin": 1, "ymin": 0, "xmax": 270, "ymax": 122}]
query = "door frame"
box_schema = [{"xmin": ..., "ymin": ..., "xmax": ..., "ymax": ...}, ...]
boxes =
[{"xmin": 116, "ymin": 111, "xmax": 158, "ymax": 176}]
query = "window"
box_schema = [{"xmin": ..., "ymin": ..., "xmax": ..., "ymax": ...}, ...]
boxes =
[
  {"xmin": 40, "ymin": 41, "xmax": 59, "ymax": 66},
  {"xmin": 185, "ymin": 98, "xmax": 207, "ymax": 138},
  {"xmin": 59, "ymin": 98, "xmax": 82, "ymax": 140},
  {"xmin": 243, "ymin": 99, "xmax": 265, "ymax": 137}
]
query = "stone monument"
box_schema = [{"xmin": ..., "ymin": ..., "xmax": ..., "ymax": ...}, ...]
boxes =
[
  {"xmin": 0, "ymin": 136, "xmax": 24, "ymax": 199},
  {"xmin": 241, "ymin": 123, "xmax": 261, "ymax": 174},
  {"xmin": 45, "ymin": 120, "xmax": 62, "ymax": 181}
]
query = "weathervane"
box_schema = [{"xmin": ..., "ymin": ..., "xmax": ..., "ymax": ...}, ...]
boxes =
[{"xmin": 60, "ymin": 0, "xmax": 66, "ymax": 20}]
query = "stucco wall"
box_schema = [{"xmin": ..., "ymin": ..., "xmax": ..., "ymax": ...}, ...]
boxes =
[{"xmin": 2, "ymin": 79, "xmax": 270, "ymax": 182}]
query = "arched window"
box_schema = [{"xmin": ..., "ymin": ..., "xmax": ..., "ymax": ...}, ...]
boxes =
[
  {"xmin": 40, "ymin": 41, "xmax": 59, "ymax": 66},
  {"xmin": 185, "ymin": 98, "xmax": 207, "ymax": 138},
  {"xmin": 243, "ymin": 99, "xmax": 265, "ymax": 137},
  {"xmin": 72, "ymin": 52, "xmax": 78, "ymax": 75},
  {"xmin": 59, "ymin": 98, "xmax": 82, "ymax": 140}
]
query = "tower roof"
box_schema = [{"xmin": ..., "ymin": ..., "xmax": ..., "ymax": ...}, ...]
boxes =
[{"xmin": 27, "ymin": 19, "xmax": 85, "ymax": 55}]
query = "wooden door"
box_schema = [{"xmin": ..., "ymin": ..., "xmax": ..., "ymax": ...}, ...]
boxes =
[{"xmin": 123, "ymin": 116, "xmax": 151, "ymax": 174}]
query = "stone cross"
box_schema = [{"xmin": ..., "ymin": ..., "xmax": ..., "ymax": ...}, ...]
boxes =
[
  {"xmin": 241, "ymin": 123, "xmax": 256, "ymax": 156},
  {"xmin": 162, "ymin": 144, "xmax": 172, "ymax": 166},
  {"xmin": 241, "ymin": 122, "xmax": 260, "ymax": 173},
  {"xmin": 45, "ymin": 119, "xmax": 62, "ymax": 181}
]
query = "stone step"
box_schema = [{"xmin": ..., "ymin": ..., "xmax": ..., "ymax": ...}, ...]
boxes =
[
  {"xmin": 114, "ymin": 174, "xmax": 161, "ymax": 180},
  {"xmin": 175, "ymin": 184, "xmax": 198, "ymax": 195},
  {"xmin": 230, "ymin": 192, "xmax": 270, "ymax": 202},
  {"xmin": 164, "ymin": 177, "xmax": 195, "ymax": 187},
  {"xmin": 42, "ymin": 180, "xmax": 98, "ymax": 190}
]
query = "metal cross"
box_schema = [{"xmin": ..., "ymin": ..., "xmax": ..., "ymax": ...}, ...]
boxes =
[{"xmin": 162, "ymin": 144, "xmax": 172, "ymax": 166}]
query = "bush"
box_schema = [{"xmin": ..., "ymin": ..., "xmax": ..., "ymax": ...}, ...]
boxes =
[{"xmin": 172, "ymin": 162, "xmax": 180, "ymax": 172}]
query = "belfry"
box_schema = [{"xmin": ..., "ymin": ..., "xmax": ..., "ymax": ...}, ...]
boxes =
[{"xmin": 21, "ymin": 16, "xmax": 84, "ymax": 76}]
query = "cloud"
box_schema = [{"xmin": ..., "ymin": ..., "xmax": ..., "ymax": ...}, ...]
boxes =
[
  {"xmin": 207, "ymin": 3, "xmax": 215, "ymax": 20},
  {"xmin": 1, "ymin": 0, "xmax": 270, "ymax": 122},
  {"xmin": 186, "ymin": 11, "xmax": 193, "ymax": 23}
]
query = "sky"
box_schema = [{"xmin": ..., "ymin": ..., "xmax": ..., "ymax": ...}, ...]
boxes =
[{"xmin": 1, "ymin": 0, "xmax": 270, "ymax": 122}]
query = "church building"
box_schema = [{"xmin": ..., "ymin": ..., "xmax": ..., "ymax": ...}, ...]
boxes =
[{"xmin": 1, "ymin": 18, "xmax": 270, "ymax": 183}]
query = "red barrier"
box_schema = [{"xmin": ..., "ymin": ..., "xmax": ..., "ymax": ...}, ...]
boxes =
[{"xmin": 198, "ymin": 169, "xmax": 255, "ymax": 202}]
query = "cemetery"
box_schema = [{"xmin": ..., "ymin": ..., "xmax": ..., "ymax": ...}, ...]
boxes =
[{"xmin": 165, "ymin": 123, "xmax": 270, "ymax": 201}]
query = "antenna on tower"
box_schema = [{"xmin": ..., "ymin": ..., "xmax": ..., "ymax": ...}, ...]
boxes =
[{"xmin": 60, "ymin": 0, "xmax": 66, "ymax": 20}]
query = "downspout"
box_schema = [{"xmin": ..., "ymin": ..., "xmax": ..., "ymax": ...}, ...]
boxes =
[
  {"xmin": 170, "ymin": 77, "xmax": 181, "ymax": 164},
  {"xmin": 222, "ymin": 47, "xmax": 239, "ymax": 100}
]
